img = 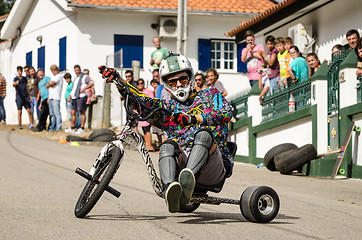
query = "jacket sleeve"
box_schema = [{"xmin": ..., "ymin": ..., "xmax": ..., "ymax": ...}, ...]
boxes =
[{"xmin": 201, "ymin": 89, "xmax": 232, "ymax": 126}]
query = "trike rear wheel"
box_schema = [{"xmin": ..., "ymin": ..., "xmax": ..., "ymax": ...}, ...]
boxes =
[
  {"xmin": 74, "ymin": 147, "xmax": 121, "ymax": 218},
  {"xmin": 240, "ymin": 186, "xmax": 279, "ymax": 223}
]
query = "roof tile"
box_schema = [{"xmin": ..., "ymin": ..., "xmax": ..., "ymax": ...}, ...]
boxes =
[{"xmin": 69, "ymin": 0, "xmax": 276, "ymax": 13}]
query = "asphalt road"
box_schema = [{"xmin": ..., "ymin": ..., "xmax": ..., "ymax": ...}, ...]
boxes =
[{"xmin": 1, "ymin": 129, "xmax": 362, "ymax": 240}]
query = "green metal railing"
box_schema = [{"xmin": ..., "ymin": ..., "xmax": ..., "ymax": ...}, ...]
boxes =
[
  {"xmin": 357, "ymin": 75, "xmax": 362, "ymax": 103},
  {"xmin": 229, "ymin": 95, "xmax": 248, "ymax": 121},
  {"xmin": 327, "ymin": 49, "xmax": 349, "ymax": 113},
  {"xmin": 261, "ymin": 81, "xmax": 311, "ymax": 122}
]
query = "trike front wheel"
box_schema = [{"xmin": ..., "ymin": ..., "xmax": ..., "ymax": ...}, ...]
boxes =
[{"xmin": 74, "ymin": 147, "xmax": 121, "ymax": 218}]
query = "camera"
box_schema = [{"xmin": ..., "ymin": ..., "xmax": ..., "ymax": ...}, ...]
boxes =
[
  {"xmin": 258, "ymin": 68, "xmax": 268, "ymax": 74},
  {"xmin": 247, "ymin": 41, "xmax": 252, "ymax": 44}
]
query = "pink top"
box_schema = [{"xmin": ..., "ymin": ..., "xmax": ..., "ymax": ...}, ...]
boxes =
[
  {"xmin": 138, "ymin": 88, "xmax": 155, "ymax": 127},
  {"xmin": 242, "ymin": 44, "xmax": 265, "ymax": 81}
]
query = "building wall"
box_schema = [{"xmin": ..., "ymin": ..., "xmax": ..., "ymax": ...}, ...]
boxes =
[{"xmin": 1, "ymin": 0, "xmax": 252, "ymax": 125}]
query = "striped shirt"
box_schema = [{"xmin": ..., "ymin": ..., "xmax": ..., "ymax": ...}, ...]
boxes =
[{"xmin": 0, "ymin": 74, "xmax": 6, "ymax": 97}]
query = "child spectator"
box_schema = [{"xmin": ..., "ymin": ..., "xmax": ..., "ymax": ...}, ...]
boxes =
[
  {"xmin": 285, "ymin": 37, "xmax": 294, "ymax": 53},
  {"xmin": 258, "ymin": 69, "xmax": 270, "ymax": 104},
  {"xmin": 275, "ymin": 37, "xmax": 291, "ymax": 88},
  {"xmin": 307, "ymin": 53, "xmax": 321, "ymax": 77},
  {"xmin": 259, "ymin": 35, "xmax": 279, "ymax": 94},
  {"xmin": 287, "ymin": 46, "xmax": 309, "ymax": 84},
  {"xmin": 241, "ymin": 30, "xmax": 265, "ymax": 87},
  {"xmin": 332, "ymin": 44, "xmax": 343, "ymax": 57},
  {"xmin": 64, "ymin": 73, "xmax": 73, "ymax": 130}
]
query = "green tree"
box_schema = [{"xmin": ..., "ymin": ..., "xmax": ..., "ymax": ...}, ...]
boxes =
[{"xmin": 0, "ymin": 0, "xmax": 14, "ymax": 16}]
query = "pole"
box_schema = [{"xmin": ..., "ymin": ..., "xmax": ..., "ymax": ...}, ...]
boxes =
[
  {"xmin": 177, "ymin": 0, "xmax": 184, "ymax": 54},
  {"xmin": 183, "ymin": 0, "xmax": 188, "ymax": 56}
]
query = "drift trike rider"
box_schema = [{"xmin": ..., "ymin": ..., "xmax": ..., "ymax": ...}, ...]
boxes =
[{"xmin": 99, "ymin": 53, "xmax": 233, "ymax": 213}]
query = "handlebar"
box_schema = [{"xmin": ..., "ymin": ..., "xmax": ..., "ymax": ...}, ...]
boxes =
[{"xmin": 101, "ymin": 68, "xmax": 172, "ymax": 124}]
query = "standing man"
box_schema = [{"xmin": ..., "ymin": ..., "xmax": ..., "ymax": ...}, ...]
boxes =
[
  {"xmin": 194, "ymin": 72, "xmax": 207, "ymax": 92},
  {"xmin": 33, "ymin": 69, "xmax": 51, "ymax": 131},
  {"xmin": 241, "ymin": 30, "xmax": 265, "ymax": 87},
  {"xmin": 150, "ymin": 37, "xmax": 168, "ymax": 70},
  {"xmin": 27, "ymin": 66, "xmax": 40, "ymax": 121},
  {"xmin": 0, "ymin": 73, "xmax": 6, "ymax": 124},
  {"xmin": 69, "ymin": 65, "xmax": 94, "ymax": 134},
  {"xmin": 206, "ymin": 68, "xmax": 228, "ymax": 97},
  {"xmin": 47, "ymin": 65, "xmax": 63, "ymax": 131},
  {"xmin": 124, "ymin": 70, "xmax": 137, "ymax": 88},
  {"xmin": 13, "ymin": 66, "xmax": 33, "ymax": 129}
]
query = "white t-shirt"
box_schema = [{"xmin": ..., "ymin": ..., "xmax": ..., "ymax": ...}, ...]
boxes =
[
  {"xmin": 48, "ymin": 73, "xmax": 63, "ymax": 100},
  {"xmin": 70, "ymin": 74, "xmax": 92, "ymax": 99},
  {"xmin": 261, "ymin": 75, "xmax": 270, "ymax": 88}
]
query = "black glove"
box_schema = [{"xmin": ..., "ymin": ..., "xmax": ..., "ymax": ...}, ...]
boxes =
[
  {"xmin": 170, "ymin": 112, "xmax": 197, "ymax": 127},
  {"xmin": 98, "ymin": 66, "xmax": 120, "ymax": 83}
]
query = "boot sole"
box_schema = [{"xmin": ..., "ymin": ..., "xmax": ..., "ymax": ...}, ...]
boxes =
[
  {"xmin": 179, "ymin": 168, "xmax": 195, "ymax": 206},
  {"xmin": 165, "ymin": 182, "xmax": 182, "ymax": 213}
]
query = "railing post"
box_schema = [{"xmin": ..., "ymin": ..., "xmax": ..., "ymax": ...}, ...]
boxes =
[
  {"xmin": 247, "ymin": 83, "xmax": 262, "ymax": 126},
  {"xmin": 339, "ymin": 50, "xmax": 359, "ymax": 109}
]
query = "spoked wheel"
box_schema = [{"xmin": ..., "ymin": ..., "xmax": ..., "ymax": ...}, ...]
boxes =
[
  {"xmin": 74, "ymin": 147, "xmax": 121, "ymax": 218},
  {"xmin": 240, "ymin": 186, "xmax": 280, "ymax": 223}
]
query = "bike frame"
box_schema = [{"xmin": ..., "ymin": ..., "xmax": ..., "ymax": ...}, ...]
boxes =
[{"xmin": 88, "ymin": 120, "xmax": 164, "ymax": 198}]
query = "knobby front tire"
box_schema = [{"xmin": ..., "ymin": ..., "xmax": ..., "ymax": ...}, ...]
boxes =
[{"xmin": 74, "ymin": 147, "xmax": 122, "ymax": 218}]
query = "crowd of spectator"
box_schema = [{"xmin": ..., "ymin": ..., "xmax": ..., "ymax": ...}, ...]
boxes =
[
  {"xmin": 1, "ymin": 64, "xmax": 95, "ymax": 133},
  {"xmin": 239, "ymin": 29, "xmax": 361, "ymax": 104}
]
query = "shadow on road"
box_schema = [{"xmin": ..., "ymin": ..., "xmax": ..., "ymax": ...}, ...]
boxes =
[{"xmin": 83, "ymin": 212, "xmax": 297, "ymax": 225}]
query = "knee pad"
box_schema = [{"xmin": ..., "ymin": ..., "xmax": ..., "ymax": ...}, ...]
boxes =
[
  {"xmin": 187, "ymin": 128, "xmax": 214, "ymax": 175},
  {"xmin": 158, "ymin": 140, "xmax": 180, "ymax": 186}
]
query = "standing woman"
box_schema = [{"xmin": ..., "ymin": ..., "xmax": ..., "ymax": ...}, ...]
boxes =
[
  {"xmin": 287, "ymin": 46, "xmax": 309, "ymax": 84},
  {"xmin": 307, "ymin": 53, "xmax": 321, "ymax": 77}
]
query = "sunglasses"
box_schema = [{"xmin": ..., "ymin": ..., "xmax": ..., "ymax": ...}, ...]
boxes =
[
  {"xmin": 166, "ymin": 75, "xmax": 189, "ymax": 88},
  {"xmin": 125, "ymin": 75, "xmax": 132, "ymax": 78},
  {"xmin": 137, "ymin": 82, "xmax": 144, "ymax": 85},
  {"xmin": 195, "ymin": 78, "xmax": 203, "ymax": 82}
]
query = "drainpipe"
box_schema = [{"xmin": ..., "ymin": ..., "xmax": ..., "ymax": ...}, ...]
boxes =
[
  {"xmin": 183, "ymin": 0, "xmax": 187, "ymax": 57},
  {"xmin": 177, "ymin": 0, "xmax": 184, "ymax": 54}
]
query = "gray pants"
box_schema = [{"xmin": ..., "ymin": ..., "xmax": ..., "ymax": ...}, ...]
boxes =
[{"xmin": 180, "ymin": 146, "xmax": 226, "ymax": 186}]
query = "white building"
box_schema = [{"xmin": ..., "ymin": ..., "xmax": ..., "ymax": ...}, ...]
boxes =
[{"xmin": 0, "ymin": 0, "xmax": 276, "ymax": 125}]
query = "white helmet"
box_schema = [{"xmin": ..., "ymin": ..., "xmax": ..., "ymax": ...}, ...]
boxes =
[{"xmin": 159, "ymin": 53, "xmax": 194, "ymax": 102}]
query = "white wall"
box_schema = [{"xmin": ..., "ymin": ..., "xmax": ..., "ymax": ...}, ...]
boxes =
[{"xmin": 256, "ymin": 117, "xmax": 313, "ymax": 158}]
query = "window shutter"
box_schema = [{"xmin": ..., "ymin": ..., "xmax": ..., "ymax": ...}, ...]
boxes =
[
  {"xmin": 114, "ymin": 35, "xmax": 144, "ymax": 69},
  {"xmin": 26, "ymin": 51, "xmax": 32, "ymax": 67},
  {"xmin": 237, "ymin": 42, "xmax": 247, "ymax": 73},
  {"xmin": 38, "ymin": 46, "xmax": 45, "ymax": 70},
  {"xmin": 198, "ymin": 39, "xmax": 211, "ymax": 71},
  {"xmin": 59, "ymin": 36, "xmax": 67, "ymax": 72}
]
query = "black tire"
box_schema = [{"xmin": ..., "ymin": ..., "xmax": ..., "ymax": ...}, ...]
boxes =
[
  {"xmin": 240, "ymin": 186, "xmax": 280, "ymax": 223},
  {"xmin": 179, "ymin": 202, "xmax": 200, "ymax": 213},
  {"xmin": 275, "ymin": 144, "xmax": 317, "ymax": 174},
  {"xmin": 91, "ymin": 134, "xmax": 115, "ymax": 142},
  {"xmin": 89, "ymin": 129, "xmax": 116, "ymax": 141},
  {"xmin": 74, "ymin": 147, "xmax": 121, "ymax": 218},
  {"xmin": 66, "ymin": 135, "xmax": 89, "ymax": 142},
  {"xmin": 264, "ymin": 143, "xmax": 298, "ymax": 171}
]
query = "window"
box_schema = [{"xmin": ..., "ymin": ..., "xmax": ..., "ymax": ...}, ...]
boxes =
[
  {"xmin": 26, "ymin": 51, "xmax": 32, "ymax": 67},
  {"xmin": 211, "ymin": 41, "xmax": 235, "ymax": 71},
  {"xmin": 114, "ymin": 34, "xmax": 143, "ymax": 69},
  {"xmin": 198, "ymin": 38, "xmax": 247, "ymax": 72},
  {"xmin": 38, "ymin": 46, "xmax": 45, "ymax": 70},
  {"xmin": 59, "ymin": 36, "xmax": 66, "ymax": 71}
]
